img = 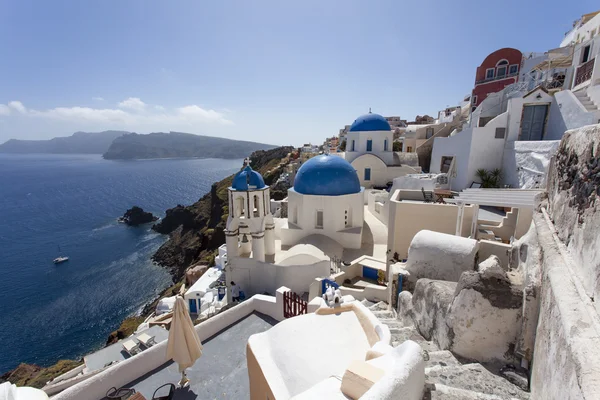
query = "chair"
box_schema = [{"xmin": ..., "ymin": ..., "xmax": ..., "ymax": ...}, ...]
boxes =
[
  {"xmin": 421, "ymin": 187, "xmax": 433, "ymax": 203},
  {"xmin": 122, "ymin": 339, "xmax": 141, "ymax": 356},
  {"xmin": 137, "ymin": 332, "xmax": 156, "ymax": 348},
  {"xmin": 106, "ymin": 386, "xmax": 136, "ymax": 400},
  {"xmin": 152, "ymin": 383, "xmax": 176, "ymax": 400}
]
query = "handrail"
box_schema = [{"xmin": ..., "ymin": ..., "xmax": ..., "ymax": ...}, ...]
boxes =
[{"xmin": 475, "ymin": 71, "xmax": 519, "ymax": 85}]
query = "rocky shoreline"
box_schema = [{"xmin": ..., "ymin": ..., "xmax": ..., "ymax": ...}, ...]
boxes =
[{"xmin": 0, "ymin": 146, "xmax": 294, "ymax": 388}]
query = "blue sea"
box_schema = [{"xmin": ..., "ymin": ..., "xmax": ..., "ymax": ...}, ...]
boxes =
[{"xmin": 0, "ymin": 154, "xmax": 242, "ymax": 373}]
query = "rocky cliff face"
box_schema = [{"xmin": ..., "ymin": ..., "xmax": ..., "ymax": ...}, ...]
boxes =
[
  {"xmin": 546, "ymin": 123, "xmax": 600, "ymax": 312},
  {"xmin": 152, "ymin": 146, "xmax": 294, "ymax": 281},
  {"xmin": 119, "ymin": 206, "xmax": 158, "ymax": 226}
]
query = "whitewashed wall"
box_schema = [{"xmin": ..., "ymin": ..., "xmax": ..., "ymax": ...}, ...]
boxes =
[
  {"xmin": 282, "ymin": 189, "xmax": 364, "ymax": 248},
  {"xmin": 345, "ymin": 130, "xmax": 394, "ymax": 165}
]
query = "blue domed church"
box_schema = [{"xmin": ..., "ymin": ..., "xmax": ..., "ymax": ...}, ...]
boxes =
[
  {"xmin": 280, "ymin": 154, "xmax": 365, "ymax": 249},
  {"xmin": 344, "ymin": 111, "xmax": 420, "ymax": 188}
]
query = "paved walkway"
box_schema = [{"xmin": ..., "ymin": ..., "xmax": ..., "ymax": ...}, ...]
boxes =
[
  {"xmin": 126, "ymin": 312, "xmax": 277, "ymax": 399},
  {"xmin": 343, "ymin": 206, "xmax": 388, "ymax": 262}
]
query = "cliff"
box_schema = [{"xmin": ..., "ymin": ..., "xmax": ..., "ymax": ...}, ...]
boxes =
[
  {"xmin": 152, "ymin": 146, "xmax": 294, "ymax": 281},
  {"xmin": 103, "ymin": 131, "xmax": 277, "ymax": 160},
  {"xmin": 0, "ymin": 131, "xmax": 127, "ymax": 154}
]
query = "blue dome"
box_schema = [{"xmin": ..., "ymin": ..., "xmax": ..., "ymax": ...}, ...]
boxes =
[
  {"xmin": 349, "ymin": 113, "xmax": 391, "ymax": 132},
  {"xmin": 232, "ymin": 165, "xmax": 266, "ymax": 191},
  {"xmin": 293, "ymin": 155, "xmax": 361, "ymax": 196}
]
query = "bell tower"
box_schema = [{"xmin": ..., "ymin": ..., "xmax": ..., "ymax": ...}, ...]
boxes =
[{"xmin": 225, "ymin": 160, "xmax": 275, "ymax": 263}]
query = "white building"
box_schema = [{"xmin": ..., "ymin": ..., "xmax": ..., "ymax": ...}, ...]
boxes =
[
  {"xmin": 280, "ymin": 154, "xmax": 365, "ymax": 249},
  {"xmin": 344, "ymin": 111, "xmax": 421, "ymax": 188}
]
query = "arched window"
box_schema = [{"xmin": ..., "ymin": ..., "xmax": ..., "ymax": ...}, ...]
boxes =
[
  {"xmin": 366, "ymin": 139, "xmax": 373, "ymax": 152},
  {"xmin": 496, "ymin": 59, "xmax": 509, "ymax": 78},
  {"xmin": 384, "ymin": 139, "xmax": 388, "ymax": 151},
  {"xmin": 237, "ymin": 197, "xmax": 245, "ymax": 217},
  {"xmin": 253, "ymin": 195, "xmax": 260, "ymax": 217},
  {"xmin": 351, "ymin": 140, "xmax": 355, "ymax": 152}
]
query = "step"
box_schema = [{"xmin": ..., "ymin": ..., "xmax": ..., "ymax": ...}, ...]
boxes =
[
  {"xmin": 368, "ymin": 301, "xmax": 389, "ymax": 311},
  {"xmin": 390, "ymin": 327, "xmax": 439, "ymax": 352},
  {"xmin": 372, "ymin": 310, "xmax": 395, "ymax": 319},
  {"xmin": 425, "ymin": 364, "xmax": 530, "ymax": 399},
  {"xmin": 425, "ymin": 384, "xmax": 512, "ymax": 400},
  {"xmin": 360, "ymin": 298, "xmax": 376, "ymax": 309},
  {"xmin": 425, "ymin": 350, "xmax": 464, "ymax": 369}
]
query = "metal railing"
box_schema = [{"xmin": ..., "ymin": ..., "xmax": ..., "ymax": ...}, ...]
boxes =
[
  {"xmin": 575, "ymin": 58, "xmax": 595, "ymax": 86},
  {"xmin": 475, "ymin": 71, "xmax": 519, "ymax": 85}
]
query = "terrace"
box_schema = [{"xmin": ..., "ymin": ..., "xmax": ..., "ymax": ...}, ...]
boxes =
[{"xmin": 124, "ymin": 312, "xmax": 277, "ymax": 399}]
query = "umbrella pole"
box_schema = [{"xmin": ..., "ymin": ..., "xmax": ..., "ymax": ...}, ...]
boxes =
[{"xmin": 179, "ymin": 370, "xmax": 190, "ymax": 387}]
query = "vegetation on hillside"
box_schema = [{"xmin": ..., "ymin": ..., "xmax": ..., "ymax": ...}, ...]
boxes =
[{"xmin": 152, "ymin": 145, "xmax": 294, "ymax": 281}]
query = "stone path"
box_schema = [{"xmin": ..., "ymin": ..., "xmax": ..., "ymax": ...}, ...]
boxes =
[{"xmin": 362, "ymin": 300, "xmax": 530, "ymax": 400}]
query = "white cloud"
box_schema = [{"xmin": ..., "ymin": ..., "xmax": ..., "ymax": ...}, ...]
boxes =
[
  {"xmin": 118, "ymin": 97, "xmax": 146, "ymax": 112},
  {"xmin": 30, "ymin": 107, "xmax": 131, "ymax": 123},
  {"xmin": 177, "ymin": 105, "xmax": 234, "ymax": 125},
  {"xmin": 92, "ymin": 97, "xmax": 104, "ymax": 101},
  {"xmin": 0, "ymin": 99, "xmax": 234, "ymax": 128},
  {"xmin": 8, "ymin": 101, "xmax": 26, "ymax": 114}
]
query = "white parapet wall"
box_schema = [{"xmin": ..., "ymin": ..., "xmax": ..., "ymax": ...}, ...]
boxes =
[{"xmin": 52, "ymin": 291, "xmax": 291, "ymax": 400}]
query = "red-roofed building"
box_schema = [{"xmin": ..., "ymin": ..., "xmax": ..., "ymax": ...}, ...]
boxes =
[{"xmin": 471, "ymin": 48, "xmax": 523, "ymax": 111}]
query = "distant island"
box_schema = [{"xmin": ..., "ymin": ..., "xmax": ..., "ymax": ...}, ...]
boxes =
[
  {"xmin": 0, "ymin": 131, "xmax": 127, "ymax": 154},
  {"xmin": 0, "ymin": 130, "xmax": 277, "ymax": 160},
  {"xmin": 102, "ymin": 131, "xmax": 277, "ymax": 160}
]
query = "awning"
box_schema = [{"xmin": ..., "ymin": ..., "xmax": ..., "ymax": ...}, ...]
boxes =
[
  {"xmin": 455, "ymin": 189, "xmax": 543, "ymax": 208},
  {"xmin": 532, "ymin": 55, "xmax": 573, "ymax": 71}
]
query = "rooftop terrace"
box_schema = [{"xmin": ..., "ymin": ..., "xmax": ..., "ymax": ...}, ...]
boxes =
[{"xmin": 122, "ymin": 312, "xmax": 277, "ymax": 400}]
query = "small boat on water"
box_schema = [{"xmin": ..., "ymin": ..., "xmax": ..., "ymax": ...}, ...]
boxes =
[{"xmin": 53, "ymin": 245, "xmax": 69, "ymax": 264}]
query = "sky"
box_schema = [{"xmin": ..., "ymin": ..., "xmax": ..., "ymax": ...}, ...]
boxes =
[{"xmin": 0, "ymin": 0, "xmax": 597, "ymax": 146}]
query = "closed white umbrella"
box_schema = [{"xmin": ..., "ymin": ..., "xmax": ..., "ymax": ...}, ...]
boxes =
[{"xmin": 166, "ymin": 296, "xmax": 203, "ymax": 387}]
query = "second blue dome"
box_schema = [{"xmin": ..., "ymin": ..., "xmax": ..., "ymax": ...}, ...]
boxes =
[
  {"xmin": 293, "ymin": 155, "xmax": 361, "ymax": 196},
  {"xmin": 349, "ymin": 113, "xmax": 391, "ymax": 132}
]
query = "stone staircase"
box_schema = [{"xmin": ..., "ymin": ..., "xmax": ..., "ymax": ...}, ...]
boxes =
[
  {"xmin": 574, "ymin": 90, "xmax": 599, "ymax": 112},
  {"xmin": 362, "ymin": 300, "xmax": 530, "ymax": 400}
]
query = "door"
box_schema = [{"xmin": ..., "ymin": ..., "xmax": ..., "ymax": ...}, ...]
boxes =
[
  {"xmin": 363, "ymin": 266, "xmax": 379, "ymax": 281},
  {"xmin": 188, "ymin": 299, "xmax": 197, "ymax": 313},
  {"xmin": 521, "ymin": 105, "xmax": 548, "ymax": 141}
]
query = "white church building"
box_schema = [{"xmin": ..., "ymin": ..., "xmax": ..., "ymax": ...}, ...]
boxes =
[
  {"xmin": 280, "ymin": 154, "xmax": 364, "ymax": 249},
  {"xmin": 344, "ymin": 111, "xmax": 421, "ymax": 188}
]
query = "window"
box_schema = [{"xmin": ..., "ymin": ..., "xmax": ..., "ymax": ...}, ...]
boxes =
[
  {"xmin": 509, "ymin": 64, "xmax": 518, "ymax": 75},
  {"xmin": 472, "ymin": 95, "xmax": 478, "ymax": 105},
  {"xmin": 495, "ymin": 127, "xmax": 506, "ymax": 139},
  {"xmin": 366, "ymin": 139, "xmax": 372, "ymax": 151},
  {"xmin": 497, "ymin": 66, "xmax": 507, "ymax": 78},
  {"xmin": 384, "ymin": 139, "xmax": 388, "ymax": 151},
  {"xmin": 406, "ymin": 146, "xmax": 413, "ymax": 153},
  {"xmin": 292, "ymin": 207, "xmax": 297, "ymax": 224},
  {"xmin": 486, "ymin": 68, "xmax": 495, "ymax": 79},
  {"xmin": 364, "ymin": 168, "xmax": 371, "ymax": 181},
  {"xmin": 351, "ymin": 140, "xmax": 355, "ymax": 151},
  {"xmin": 344, "ymin": 209, "xmax": 350, "ymax": 228},
  {"xmin": 316, "ymin": 210, "xmax": 323, "ymax": 229},
  {"xmin": 582, "ymin": 45, "xmax": 591, "ymax": 64},
  {"xmin": 496, "ymin": 59, "xmax": 508, "ymax": 78},
  {"xmin": 426, "ymin": 127, "xmax": 434, "ymax": 139}
]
